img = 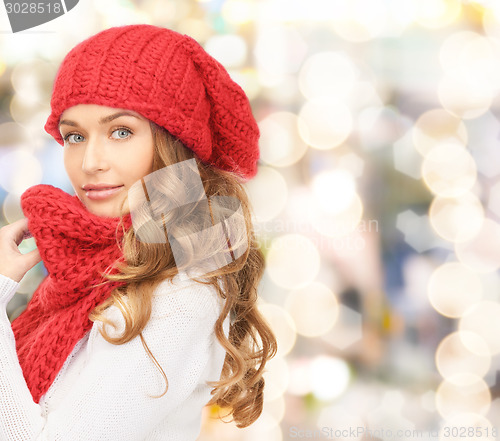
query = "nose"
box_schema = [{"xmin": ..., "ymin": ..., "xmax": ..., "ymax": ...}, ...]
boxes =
[{"xmin": 81, "ymin": 136, "xmax": 109, "ymax": 174}]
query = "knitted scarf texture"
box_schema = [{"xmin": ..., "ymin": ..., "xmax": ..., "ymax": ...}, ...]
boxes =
[{"xmin": 11, "ymin": 184, "xmax": 132, "ymax": 403}]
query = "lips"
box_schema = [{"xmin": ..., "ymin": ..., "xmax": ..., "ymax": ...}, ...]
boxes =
[
  {"xmin": 82, "ymin": 184, "xmax": 123, "ymax": 191},
  {"xmin": 84, "ymin": 185, "xmax": 124, "ymax": 201}
]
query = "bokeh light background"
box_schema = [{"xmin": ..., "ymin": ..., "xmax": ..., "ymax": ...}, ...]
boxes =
[{"xmin": 2, "ymin": 0, "xmax": 500, "ymax": 440}]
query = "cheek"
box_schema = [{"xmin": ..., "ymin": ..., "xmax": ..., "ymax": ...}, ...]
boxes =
[
  {"xmin": 63, "ymin": 151, "xmax": 79, "ymax": 183},
  {"xmin": 121, "ymin": 149, "xmax": 155, "ymax": 184}
]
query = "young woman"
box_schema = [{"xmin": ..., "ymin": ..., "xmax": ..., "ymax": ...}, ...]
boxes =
[{"xmin": 0, "ymin": 24, "xmax": 277, "ymax": 440}]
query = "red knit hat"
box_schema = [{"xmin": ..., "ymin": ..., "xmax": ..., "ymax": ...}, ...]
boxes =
[{"xmin": 44, "ymin": 24, "xmax": 260, "ymax": 180}]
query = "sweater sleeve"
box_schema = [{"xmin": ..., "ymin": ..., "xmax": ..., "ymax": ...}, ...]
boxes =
[
  {"xmin": 0, "ymin": 273, "xmax": 223, "ymax": 441},
  {"xmin": 0, "ymin": 274, "xmax": 45, "ymax": 440}
]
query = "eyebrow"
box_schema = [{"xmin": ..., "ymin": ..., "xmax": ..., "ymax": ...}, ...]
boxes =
[{"xmin": 59, "ymin": 111, "xmax": 142, "ymax": 128}]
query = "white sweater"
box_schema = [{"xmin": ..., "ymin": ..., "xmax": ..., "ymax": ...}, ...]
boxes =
[{"xmin": 0, "ymin": 272, "xmax": 230, "ymax": 441}]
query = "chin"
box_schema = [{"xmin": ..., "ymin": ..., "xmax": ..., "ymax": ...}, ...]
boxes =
[
  {"xmin": 82, "ymin": 193, "xmax": 129, "ymax": 218},
  {"xmin": 82, "ymin": 202, "xmax": 117, "ymax": 218}
]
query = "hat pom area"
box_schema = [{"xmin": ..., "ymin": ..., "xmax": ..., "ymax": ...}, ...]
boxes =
[{"xmin": 180, "ymin": 36, "xmax": 260, "ymax": 180}]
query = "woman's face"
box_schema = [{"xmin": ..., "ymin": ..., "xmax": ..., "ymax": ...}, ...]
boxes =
[{"xmin": 59, "ymin": 104, "xmax": 155, "ymax": 218}]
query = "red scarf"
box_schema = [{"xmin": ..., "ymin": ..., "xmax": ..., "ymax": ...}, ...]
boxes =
[{"xmin": 11, "ymin": 184, "xmax": 132, "ymax": 403}]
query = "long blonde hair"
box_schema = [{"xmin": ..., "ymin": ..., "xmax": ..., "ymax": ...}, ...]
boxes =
[{"xmin": 88, "ymin": 122, "xmax": 278, "ymax": 428}]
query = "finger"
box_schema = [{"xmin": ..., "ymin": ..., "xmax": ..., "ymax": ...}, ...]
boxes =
[
  {"xmin": 24, "ymin": 248, "xmax": 42, "ymax": 270},
  {"xmin": 9, "ymin": 218, "xmax": 31, "ymax": 246},
  {"xmin": 0, "ymin": 218, "xmax": 24, "ymax": 244}
]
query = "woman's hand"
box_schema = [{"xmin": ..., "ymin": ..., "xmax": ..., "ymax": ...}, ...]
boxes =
[{"xmin": 0, "ymin": 218, "xmax": 41, "ymax": 283}]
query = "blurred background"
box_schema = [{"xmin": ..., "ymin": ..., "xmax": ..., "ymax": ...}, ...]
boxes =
[{"xmin": 1, "ymin": 0, "xmax": 500, "ymax": 439}]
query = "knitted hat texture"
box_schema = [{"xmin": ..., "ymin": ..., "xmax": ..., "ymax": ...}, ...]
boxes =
[
  {"xmin": 44, "ymin": 24, "xmax": 260, "ymax": 180},
  {"xmin": 11, "ymin": 184, "xmax": 132, "ymax": 403}
]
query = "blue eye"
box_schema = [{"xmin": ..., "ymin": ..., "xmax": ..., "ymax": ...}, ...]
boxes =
[
  {"xmin": 64, "ymin": 133, "xmax": 85, "ymax": 143},
  {"xmin": 112, "ymin": 128, "xmax": 132, "ymax": 139}
]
